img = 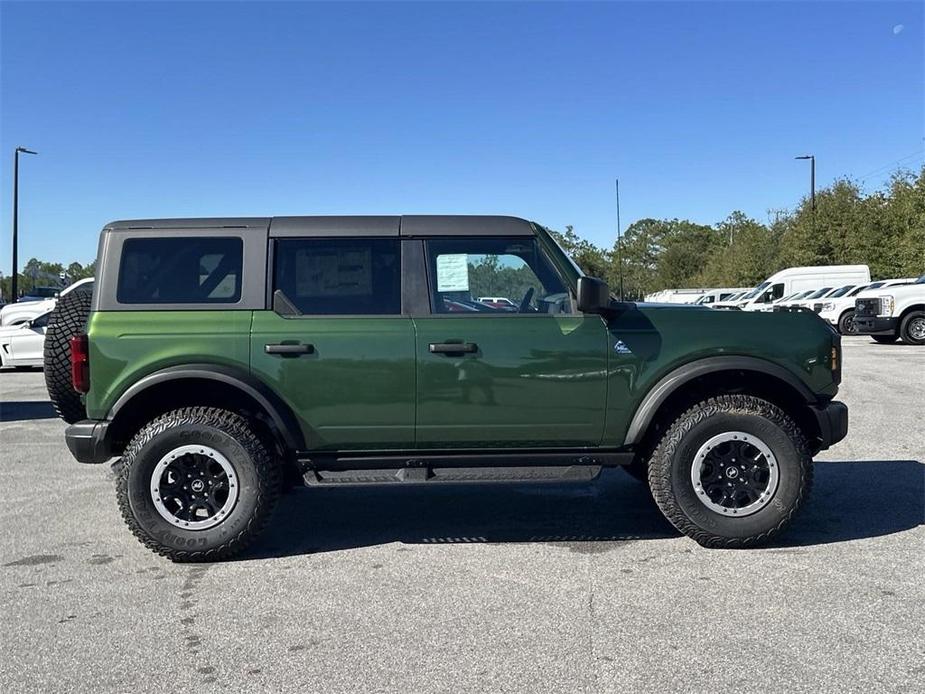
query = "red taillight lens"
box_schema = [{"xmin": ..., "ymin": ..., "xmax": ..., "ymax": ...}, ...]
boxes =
[{"xmin": 70, "ymin": 334, "xmax": 90, "ymax": 394}]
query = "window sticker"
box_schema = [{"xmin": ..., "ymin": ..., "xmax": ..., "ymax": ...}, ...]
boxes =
[
  {"xmin": 295, "ymin": 248, "xmax": 372, "ymax": 296},
  {"xmin": 436, "ymin": 254, "xmax": 470, "ymax": 292}
]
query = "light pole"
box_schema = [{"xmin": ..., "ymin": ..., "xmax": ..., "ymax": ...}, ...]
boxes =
[
  {"xmin": 11, "ymin": 146, "xmax": 38, "ymax": 302},
  {"xmin": 795, "ymin": 155, "xmax": 815, "ymax": 212}
]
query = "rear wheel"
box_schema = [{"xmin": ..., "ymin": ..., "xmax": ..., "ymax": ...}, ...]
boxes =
[
  {"xmin": 899, "ymin": 310, "xmax": 925, "ymax": 345},
  {"xmin": 871, "ymin": 334, "xmax": 898, "ymax": 344},
  {"xmin": 837, "ymin": 309, "xmax": 857, "ymax": 336},
  {"xmin": 647, "ymin": 395, "xmax": 812, "ymax": 548},
  {"xmin": 116, "ymin": 407, "xmax": 281, "ymax": 562},
  {"xmin": 44, "ymin": 285, "xmax": 93, "ymax": 423}
]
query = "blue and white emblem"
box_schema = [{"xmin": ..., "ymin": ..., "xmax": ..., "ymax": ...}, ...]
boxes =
[{"xmin": 613, "ymin": 340, "xmax": 633, "ymax": 355}]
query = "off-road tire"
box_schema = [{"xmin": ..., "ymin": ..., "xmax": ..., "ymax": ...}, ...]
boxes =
[
  {"xmin": 899, "ymin": 310, "xmax": 925, "ymax": 346},
  {"xmin": 116, "ymin": 407, "xmax": 281, "ymax": 562},
  {"xmin": 871, "ymin": 334, "xmax": 898, "ymax": 344},
  {"xmin": 647, "ymin": 394, "xmax": 812, "ymax": 548},
  {"xmin": 44, "ymin": 285, "xmax": 93, "ymax": 423},
  {"xmin": 837, "ymin": 309, "xmax": 857, "ymax": 336}
]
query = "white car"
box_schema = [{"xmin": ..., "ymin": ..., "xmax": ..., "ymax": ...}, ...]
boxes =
[
  {"xmin": 816, "ymin": 278, "xmax": 915, "ymax": 334},
  {"xmin": 0, "ymin": 277, "xmax": 94, "ymax": 327},
  {"xmin": 0, "ymin": 311, "xmax": 50, "ymax": 368},
  {"xmin": 750, "ymin": 289, "xmax": 815, "ymax": 313}
]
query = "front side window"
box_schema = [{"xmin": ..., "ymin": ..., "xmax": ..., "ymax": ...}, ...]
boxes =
[
  {"xmin": 117, "ymin": 237, "xmax": 242, "ymax": 304},
  {"xmin": 425, "ymin": 237, "xmax": 572, "ymax": 314},
  {"xmin": 273, "ymin": 238, "xmax": 401, "ymax": 315}
]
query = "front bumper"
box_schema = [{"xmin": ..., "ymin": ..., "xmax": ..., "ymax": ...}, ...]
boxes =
[
  {"xmin": 65, "ymin": 420, "xmax": 113, "ymax": 464},
  {"xmin": 811, "ymin": 400, "xmax": 848, "ymax": 451},
  {"xmin": 854, "ymin": 316, "xmax": 898, "ymax": 336}
]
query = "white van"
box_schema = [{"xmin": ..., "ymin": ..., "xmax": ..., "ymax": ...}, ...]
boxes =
[{"xmin": 736, "ymin": 265, "xmax": 871, "ymax": 312}]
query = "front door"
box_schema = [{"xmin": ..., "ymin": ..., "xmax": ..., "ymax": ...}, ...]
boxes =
[
  {"xmin": 250, "ymin": 236, "xmax": 415, "ymax": 451},
  {"xmin": 413, "ymin": 236, "xmax": 609, "ymax": 448}
]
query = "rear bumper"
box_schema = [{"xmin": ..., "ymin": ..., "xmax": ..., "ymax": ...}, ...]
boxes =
[
  {"xmin": 811, "ymin": 400, "xmax": 848, "ymax": 451},
  {"xmin": 854, "ymin": 316, "xmax": 898, "ymax": 336},
  {"xmin": 65, "ymin": 420, "xmax": 113, "ymax": 464}
]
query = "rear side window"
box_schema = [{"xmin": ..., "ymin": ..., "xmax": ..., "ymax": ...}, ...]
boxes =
[
  {"xmin": 273, "ymin": 238, "xmax": 401, "ymax": 315},
  {"xmin": 117, "ymin": 237, "xmax": 243, "ymax": 304}
]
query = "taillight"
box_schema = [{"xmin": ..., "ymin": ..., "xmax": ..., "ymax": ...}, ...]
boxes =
[{"xmin": 70, "ymin": 334, "xmax": 90, "ymax": 393}]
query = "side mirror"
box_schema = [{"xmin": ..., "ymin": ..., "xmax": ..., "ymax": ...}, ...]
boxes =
[{"xmin": 577, "ymin": 276, "xmax": 610, "ymax": 314}]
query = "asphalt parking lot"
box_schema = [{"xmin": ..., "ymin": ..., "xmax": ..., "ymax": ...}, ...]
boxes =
[{"xmin": 1, "ymin": 336, "xmax": 922, "ymax": 693}]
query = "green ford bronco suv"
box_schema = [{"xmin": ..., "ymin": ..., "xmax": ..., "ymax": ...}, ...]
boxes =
[{"xmin": 56, "ymin": 215, "xmax": 847, "ymax": 561}]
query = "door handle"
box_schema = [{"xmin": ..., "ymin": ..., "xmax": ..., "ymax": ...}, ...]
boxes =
[
  {"xmin": 429, "ymin": 342, "xmax": 478, "ymax": 355},
  {"xmin": 265, "ymin": 343, "xmax": 314, "ymax": 355}
]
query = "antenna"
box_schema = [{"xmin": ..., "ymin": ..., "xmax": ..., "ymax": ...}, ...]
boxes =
[{"xmin": 616, "ymin": 178, "xmax": 625, "ymax": 300}]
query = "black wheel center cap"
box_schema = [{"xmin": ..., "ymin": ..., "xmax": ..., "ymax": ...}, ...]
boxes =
[
  {"xmin": 191, "ymin": 479, "xmax": 205, "ymax": 493},
  {"xmin": 725, "ymin": 467, "xmax": 740, "ymax": 479}
]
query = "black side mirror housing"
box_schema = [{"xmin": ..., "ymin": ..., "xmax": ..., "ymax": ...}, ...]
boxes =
[{"xmin": 577, "ymin": 276, "xmax": 610, "ymax": 314}]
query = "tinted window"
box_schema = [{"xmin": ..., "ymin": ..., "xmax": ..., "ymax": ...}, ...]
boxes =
[
  {"xmin": 118, "ymin": 237, "xmax": 242, "ymax": 304},
  {"xmin": 31, "ymin": 312, "xmax": 51, "ymax": 328},
  {"xmin": 425, "ymin": 237, "xmax": 571, "ymax": 314},
  {"xmin": 274, "ymin": 238, "xmax": 401, "ymax": 315},
  {"xmin": 828, "ymin": 285, "xmax": 854, "ymax": 298}
]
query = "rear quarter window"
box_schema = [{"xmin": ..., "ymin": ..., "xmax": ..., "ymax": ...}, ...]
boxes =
[{"xmin": 117, "ymin": 237, "xmax": 243, "ymax": 304}]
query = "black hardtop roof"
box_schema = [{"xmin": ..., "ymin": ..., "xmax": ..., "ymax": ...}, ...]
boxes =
[{"xmin": 103, "ymin": 215, "xmax": 536, "ymax": 237}]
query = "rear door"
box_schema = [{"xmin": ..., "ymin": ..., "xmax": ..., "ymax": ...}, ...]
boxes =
[
  {"xmin": 250, "ymin": 233, "xmax": 415, "ymax": 451},
  {"xmin": 411, "ymin": 234, "xmax": 609, "ymax": 448}
]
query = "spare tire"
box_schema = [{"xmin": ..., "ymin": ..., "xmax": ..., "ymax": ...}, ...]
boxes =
[{"xmin": 44, "ymin": 284, "xmax": 93, "ymax": 423}]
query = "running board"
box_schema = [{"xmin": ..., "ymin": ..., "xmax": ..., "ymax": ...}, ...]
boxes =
[
  {"xmin": 297, "ymin": 448, "xmax": 633, "ymax": 472},
  {"xmin": 304, "ymin": 465, "xmax": 602, "ymax": 487}
]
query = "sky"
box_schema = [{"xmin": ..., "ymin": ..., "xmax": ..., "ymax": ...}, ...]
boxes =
[{"xmin": 1, "ymin": 0, "xmax": 923, "ymax": 271}]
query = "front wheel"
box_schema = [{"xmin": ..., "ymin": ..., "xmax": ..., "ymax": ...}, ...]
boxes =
[
  {"xmin": 837, "ymin": 309, "xmax": 857, "ymax": 336},
  {"xmin": 647, "ymin": 395, "xmax": 812, "ymax": 548},
  {"xmin": 899, "ymin": 310, "xmax": 925, "ymax": 345},
  {"xmin": 116, "ymin": 407, "xmax": 281, "ymax": 562}
]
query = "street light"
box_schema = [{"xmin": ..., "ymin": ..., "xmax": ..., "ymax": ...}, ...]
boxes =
[
  {"xmin": 11, "ymin": 146, "xmax": 38, "ymax": 302},
  {"xmin": 795, "ymin": 154, "xmax": 815, "ymax": 212}
]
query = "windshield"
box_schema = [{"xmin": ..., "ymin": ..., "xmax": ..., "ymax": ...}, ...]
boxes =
[
  {"xmin": 542, "ymin": 226, "xmax": 585, "ymax": 279},
  {"xmin": 741, "ymin": 281, "xmax": 770, "ymax": 300},
  {"xmin": 804, "ymin": 287, "xmax": 833, "ymax": 299},
  {"xmin": 827, "ymin": 285, "xmax": 855, "ymax": 298},
  {"xmin": 916, "ymin": 274, "xmax": 925, "ymax": 284}
]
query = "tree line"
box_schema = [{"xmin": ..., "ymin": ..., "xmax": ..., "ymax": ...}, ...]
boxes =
[
  {"xmin": 1, "ymin": 258, "xmax": 96, "ymax": 301},
  {"xmin": 552, "ymin": 166, "xmax": 924, "ymax": 299}
]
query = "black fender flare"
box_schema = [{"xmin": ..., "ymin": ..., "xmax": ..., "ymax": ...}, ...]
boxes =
[
  {"xmin": 623, "ymin": 356, "xmax": 816, "ymax": 446},
  {"xmin": 108, "ymin": 363, "xmax": 306, "ymax": 452}
]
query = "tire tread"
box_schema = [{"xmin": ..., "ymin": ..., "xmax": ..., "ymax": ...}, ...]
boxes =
[
  {"xmin": 647, "ymin": 394, "xmax": 813, "ymax": 548},
  {"xmin": 43, "ymin": 286, "xmax": 93, "ymax": 423},
  {"xmin": 115, "ymin": 406, "xmax": 280, "ymax": 562}
]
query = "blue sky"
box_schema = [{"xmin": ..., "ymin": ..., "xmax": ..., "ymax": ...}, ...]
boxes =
[{"xmin": 1, "ymin": 1, "xmax": 923, "ymax": 270}]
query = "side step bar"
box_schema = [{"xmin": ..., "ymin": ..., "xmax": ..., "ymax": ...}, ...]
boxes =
[
  {"xmin": 304, "ymin": 465, "xmax": 603, "ymax": 486},
  {"xmin": 297, "ymin": 448, "xmax": 634, "ymax": 472}
]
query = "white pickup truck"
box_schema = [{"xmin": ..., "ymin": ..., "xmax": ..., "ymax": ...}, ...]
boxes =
[
  {"xmin": 854, "ymin": 274, "xmax": 925, "ymax": 345},
  {"xmin": 816, "ymin": 278, "xmax": 915, "ymax": 335}
]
